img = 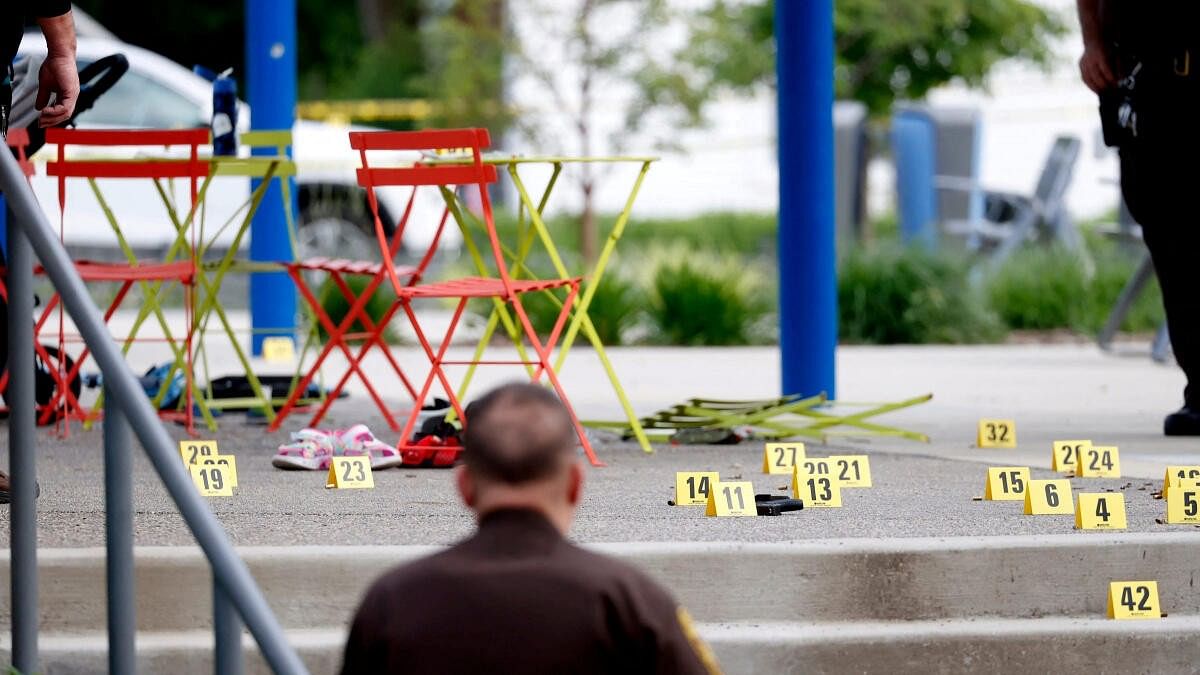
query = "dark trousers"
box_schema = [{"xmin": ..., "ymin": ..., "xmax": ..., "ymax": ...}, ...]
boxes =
[{"xmin": 1121, "ymin": 137, "xmax": 1200, "ymax": 406}]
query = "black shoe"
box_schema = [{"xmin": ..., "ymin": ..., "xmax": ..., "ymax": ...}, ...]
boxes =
[{"xmin": 1165, "ymin": 407, "xmax": 1200, "ymax": 436}]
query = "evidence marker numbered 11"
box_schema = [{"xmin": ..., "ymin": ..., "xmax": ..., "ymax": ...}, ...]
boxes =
[
  {"xmin": 977, "ymin": 418, "xmax": 1016, "ymax": 448},
  {"xmin": 675, "ymin": 471, "xmax": 719, "ymax": 506},
  {"xmin": 983, "ymin": 466, "xmax": 1029, "ymax": 501},
  {"xmin": 762, "ymin": 442, "xmax": 805, "ymax": 475},
  {"xmin": 1052, "ymin": 440, "xmax": 1090, "ymax": 473},
  {"xmin": 705, "ymin": 480, "xmax": 756, "ymax": 517}
]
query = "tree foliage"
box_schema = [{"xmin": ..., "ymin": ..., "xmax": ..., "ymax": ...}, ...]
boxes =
[{"xmin": 677, "ymin": 0, "xmax": 1066, "ymax": 115}]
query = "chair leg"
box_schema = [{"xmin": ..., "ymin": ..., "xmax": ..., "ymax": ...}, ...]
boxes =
[{"xmin": 397, "ymin": 298, "xmax": 468, "ymax": 447}]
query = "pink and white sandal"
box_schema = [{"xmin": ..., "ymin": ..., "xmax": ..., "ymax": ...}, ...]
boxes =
[
  {"xmin": 271, "ymin": 428, "xmax": 337, "ymax": 470},
  {"xmin": 338, "ymin": 424, "xmax": 403, "ymax": 470}
]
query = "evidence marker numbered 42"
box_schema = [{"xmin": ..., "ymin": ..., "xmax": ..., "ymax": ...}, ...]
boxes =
[{"xmin": 1108, "ymin": 581, "xmax": 1162, "ymax": 620}]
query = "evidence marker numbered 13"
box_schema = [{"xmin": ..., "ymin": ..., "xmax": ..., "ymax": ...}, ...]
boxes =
[
  {"xmin": 763, "ymin": 442, "xmax": 805, "ymax": 475},
  {"xmin": 1166, "ymin": 479, "xmax": 1200, "ymax": 524},
  {"xmin": 793, "ymin": 462, "xmax": 842, "ymax": 508},
  {"xmin": 1075, "ymin": 493, "xmax": 1127, "ymax": 530},
  {"xmin": 675, "ymin": 471, "xmax": 719, "ymax": 506},
  {"xmin": 984, "ymin": 466, "xmax": 1029, "ymax": 501},
  {"xmin": 326, "ymin": 456, "xmax": 374, "ymax": 489},
  {"xmin": 977, "ymin": 418, "xmax": 1016, "ymax": 448},
  {"xmin": 705, "ymin": 480, "xmax": 756, "ymax": 517},
  {"xmin": 1076, "ymin": 445, "xmax": 1121, "ymax": 478},
  {"xmin": 1107, "ymin": 581, "xmax": 1162, "ymax": 620},
  {"xmin": 1024, "ymin": 479, "xmax": 1073, "ymax": 515},
  {"xmin": 1052, "ymin": 440, "xmax": 1090, "ymax": 473},
  {"xmin": 1162, "ymin": 465, "xmax": 1200, "ymax": 496}
]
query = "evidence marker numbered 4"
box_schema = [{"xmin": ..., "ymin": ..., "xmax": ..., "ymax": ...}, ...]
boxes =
[{"xmin": 1076, "ymin": 493, "xmax": 1127, "ymax": 530}]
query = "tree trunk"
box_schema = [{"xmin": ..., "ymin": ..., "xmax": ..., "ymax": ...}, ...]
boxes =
[{"xmin": 580, "ymin": 180, "xmax": 597, "ymax": 266}]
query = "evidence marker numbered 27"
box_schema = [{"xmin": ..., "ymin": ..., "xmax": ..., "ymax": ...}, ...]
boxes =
[{"xmin": 762, "ymin": 443, "xmax": 805, "ymax": 475}]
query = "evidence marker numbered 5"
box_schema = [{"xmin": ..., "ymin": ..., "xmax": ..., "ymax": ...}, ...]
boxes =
[
  {"xmin": 675, "ymin": 471, "xmax": 719, "ymax": 506},
  {"xmin": 1166, "ymin": 479, "xmax": 1200, "ymax": 524},
  {"xmin": 762, "ymin": 442, "xmax": 805, "ymax": 475},
  {"xmin": 984, "ymin": 466, "xmax": 1030, "ymax": 501}
]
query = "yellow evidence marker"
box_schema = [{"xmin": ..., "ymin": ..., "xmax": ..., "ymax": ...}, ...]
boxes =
[
  {"xmin": 261, "ymin": 336, "xmax": 296, "ymax": 363},
  {"xmin": 762, "ymin": 442, "xmax": 805, "ymax": 474},
  {"xmin": 984, "ymin": 467, "xmax": 1030, "ymax": 501},
  {"xmin": 198, "ymin": 454, "xmax": 238, "ymax": 489},
  {"xmin": 705, "ymin": 480, "xmax": 756, "ymax": 516},
  {"xmin": 179, "ymin": 440, "xmax": 219, "ymax": 466},
  {"xmin": 675, "ymin": 471, "xmax": 719, "ymax": 506},
  {"xmin": 1166, "ymin": 479, "xmax": 1200, "ymax": 524},
  {"xmin": 1107, "ymin": 581, "xmax": 1161, "ymax": 620},
  {"xmin": 1077, "ymin": 445, "xmax": 1120, "ymax": 478},
  {"xmin": 1052, "ymin": 440, "xmax": 1091, "ymax": 473},
  {"xmin": 1024, "ymin": 479, "xmax": 1073, "ymax": 515},
  {"xmin": 827, "ymin": 455, "xmax": 872, "ymax": 488},
  {"xmin": 190, "ymin": 464, "xmax": 233, "ymax": 497},
  {"xmin": 1075, "ymin": 493, "xmax": 1127, "ymax": 530},
  {"xmin": 793, "ymin": 464, "xmax": 842, "ymax": 507},
  {"xmin": 326, "ymin": 456, "xmax": 375, "ymax": 489},
  {"xmin": 1162, "ymin": 465, "xmax": 1200, "ymax": 497},
  {"xmin": 977, "ymin": 418, "xmax": 1016, "ymax": 448}
]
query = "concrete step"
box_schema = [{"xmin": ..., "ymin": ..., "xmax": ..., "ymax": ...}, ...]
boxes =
[
  {"xmin": 4, "ymin": 533, "xmax": 1200, "ymax": 634},
  {"xmin": 5, "ymin": 617, "xmax": 1200, "ymax": 675}
]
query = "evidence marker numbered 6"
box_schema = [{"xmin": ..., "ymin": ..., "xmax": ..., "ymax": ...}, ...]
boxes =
[
  {"xmin": 977, "ymin": 418, "xmax": 1016, "ymax": 448},
  {"xmin": 705, "ymin": 480, "xmax": 756, "ymax": 517},
  {"xmin": 327, "ymin": 456, "xmax": 374, "ymax": 489},
  {"xmin": 1024, "ymin": 479, "xmax": 1073, "ymax": 515},
  {"xmin": 675, "ymin": 471, "xmax": 719, "ymax": 506},
  {"xmin": 1108, "ymin": 581, "xmax": 1162, "ymax": 620},
  {"xmin": 1075, "ymin": 493, "xmax": 1127, "ymax": 530},
  {"xmin": 793, "ymin": 461, "xmax": 842, "ymax": 508},
  {"xmin": 984, "ymin": 466, "xmax": 1029, "ymax": 501},
  {"xmin": 1076, "ymin": 445, "xmax": 1120, "ymax": 478},
  {"xmin": 1052, "ymin": 440, "xmax": 1090, "ymax": 473},
  {"xmin": 762, "ymin": 442, "xmax": 805, "ymax": 474}
]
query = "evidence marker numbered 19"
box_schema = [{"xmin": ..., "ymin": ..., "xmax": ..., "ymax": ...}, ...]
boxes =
[
  {"xmin": 1024, "ymin": 479, "xmax": 1073, "ymax": 515},
  {"xmin": 1076, "ymin": 445, "xmax": 1121, "ymax": 478},
  {"xmin": 705, "ymin": 480, "xmax": 756, "ymax": 517},
  {"xmin": 1162, "ymin": 465, "xmax": 1200, "ymax": 497},
  {"xmin": 977, "ymin": 418, "xmax": 1016, "ymax": 448},
  {"xmin": 1107, "ymin": 581, "xmax": 1162, "ymax": 620},
  {"xmin": 190, "ymin": 464, "xmax": 233, "ymax": 497},
  {"xmin": 1052, "ymin": 440, "xmax": 1090, "ymax": 473},
  {"xmin": 983, "ymin": 466, "xmax": 1029, "ymax": 501},
  {"xmin": 793, "ymin": 462, "xmax": 842, "ymax": 508},
  {"xmin": 675, "ymin": 471, "xmax": 719, "ymax": 506},
  {"xmin": 763, "ymin": 442, "xmax": 805, "ymax": 474},
  {"xmin": 1075, "ymin": 493, "xmax": 1127, "ymax": 530}
]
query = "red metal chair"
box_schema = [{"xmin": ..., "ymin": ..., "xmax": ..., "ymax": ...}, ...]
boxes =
[
  {"xmin": 36, "ymin": 128, "xmax": 210, "ymax": 429},
  {"xmin": 351, "ymin": 128, "xmax": 602, "ymax": 466}
]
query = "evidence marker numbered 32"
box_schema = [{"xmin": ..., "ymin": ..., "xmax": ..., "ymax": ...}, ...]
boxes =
[{"xmin": 977, "ymin": 418, "xmax": 1016, "ymax": 448}]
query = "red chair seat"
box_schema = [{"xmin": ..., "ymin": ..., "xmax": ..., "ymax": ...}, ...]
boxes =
[{"xmin": 396, "ymin": 276, "xmax": 579, "ymax": 299}]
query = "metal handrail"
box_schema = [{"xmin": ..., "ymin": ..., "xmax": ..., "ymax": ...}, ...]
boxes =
[{"xmin": 0, "ymin": 148, "xmax": 308, "ymax": 674}]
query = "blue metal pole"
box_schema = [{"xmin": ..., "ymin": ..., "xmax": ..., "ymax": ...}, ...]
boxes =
[
  {"xmin": 246, "ymin": 0, "xmax": 298, "ymax": 355},
  {"xmin": 776, "ymin": 0, "xmax": 837, "ymax": 398}
]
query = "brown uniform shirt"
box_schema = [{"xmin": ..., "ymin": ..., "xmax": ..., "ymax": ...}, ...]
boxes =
[{"xmin": 340, "ymin": 508, "xmax": 718, "ymax": 674}]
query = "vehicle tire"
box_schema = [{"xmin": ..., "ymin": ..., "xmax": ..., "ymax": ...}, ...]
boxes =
[{"xmin": 297, "ymin": 200, "xmax": 379, "ymax": 264}]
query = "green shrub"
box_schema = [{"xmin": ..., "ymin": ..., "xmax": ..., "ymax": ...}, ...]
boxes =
[
  {"xmin": 838, "ymin": 245, "xmax": 1006, "ymax": 344},
  {"xmin": 485, "ymin": 273, "xmax": 644, "ymax": 346},
  {"xmin": 316, "ymin": 275, "xmax": 400, "ymax": 343},
  {"xmin": 645, "ymin": 253, "xmax": 772, "ymax": 346}
]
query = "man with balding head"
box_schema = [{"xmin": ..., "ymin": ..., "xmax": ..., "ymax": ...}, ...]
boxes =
[{"xmin": 340, "ymin": 383, "xmax": 719, "ymax": 675}]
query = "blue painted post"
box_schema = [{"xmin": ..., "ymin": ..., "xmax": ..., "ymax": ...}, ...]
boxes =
[
  {"xmin": 776, "ymin": 0, "xmax": 837, "ymax": 398},
  {"xmin": 246, "ymin": 0, "xmax": 298, "ymax": 355}
]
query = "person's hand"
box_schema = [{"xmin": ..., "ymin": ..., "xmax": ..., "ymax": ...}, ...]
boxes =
[
  {"xmin": 1080, "ymin": 43, "xmax": 1116, "ymax": 94},
  {"xmin": 36, "ymin": 53, "xmax": 79, "ymax": 127}
]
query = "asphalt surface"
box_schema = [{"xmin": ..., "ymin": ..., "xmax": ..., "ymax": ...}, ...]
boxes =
[{"xmin": 0, "ymin": 407, "xmax": 1184, "ymax": 547}]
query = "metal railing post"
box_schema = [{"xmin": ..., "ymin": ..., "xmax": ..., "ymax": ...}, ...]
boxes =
[
  {"xmin": 104, "ymin": 383, "xmax": 136, "ymax": 674},
  {"xmin": 214, "ymin": 580, "xmax": 245, "ymax": 675},
  {"xmin": 7, "ymin": 200, "xmax": 39, "ymax": 673}
]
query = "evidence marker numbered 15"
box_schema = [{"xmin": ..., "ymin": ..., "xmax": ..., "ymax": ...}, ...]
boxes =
[
  {"xmin": 762, "ymin": 442, "xmax": 805, "ymax": 475},
  {"xmin": 1024, "ymin": 479, "xmax": 1073, "ymax": 515},
  {"xmin": 983, "ymin": 466, "xmax": 1029, "ymax": 501},
  {"xmin": 675, "ymin": 471, "xmax": 719, "ymax": 506},
  {"xmin": 1162, "ymin": 465, "xmax": 1200, "ymax": 497},
  {"xmin": 1075, "ymin": 493, "xmax": 1127, "ymax": 530},
  {"xmin": 1052, "ymin": 440, "xmax": 1090, "ymax": 473},
  {"xmin": 1107, "ymin": 581, "xmax": 1162, "ymax": 620},
  {"xmin": 1076, "ymin": 445, "xmax": 1120, "ymax": 478},
  {"xmin": 705, "ymin": 480, "xmax": 756, "ymax": 517},
  {"xmin": 977, "ymin": 418, "xmax": 1016, "ymax": 448},
  {"xmin": 793, "ymin": 462, "xmax": 842, "ymax": 508}
]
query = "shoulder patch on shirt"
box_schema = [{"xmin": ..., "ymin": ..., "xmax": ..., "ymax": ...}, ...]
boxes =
[{"xmin": 677, "ymin": 606, "xmax": 722, "ymax": 674}]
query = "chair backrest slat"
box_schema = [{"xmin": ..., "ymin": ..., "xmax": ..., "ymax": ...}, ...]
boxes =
[
  {"xmin": 349, "ymin": 128, "xmax": 490, "ymax": 152},
  {"xmin": 356, "ymin": 165, "xmax": 496, "ymax": 188},
  {"xmin": 46, "ymin": 160, "xmax": 210, "ymax": 179},
  {"xmin": 45, "ymin": 128, "xmax": 210, "ymax": 147}
]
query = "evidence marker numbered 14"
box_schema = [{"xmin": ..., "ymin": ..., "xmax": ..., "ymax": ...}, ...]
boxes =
[
  {"xmin": 977, "ymin": 418, "xmax": 1016, "ymax": 448},
  {"xmin": 983, "ymin": 466, "xmax": 1029, "ymax": 501},
  {"xmin": 1075, "ymin": 493, "xmax": 1127, "ymax": 530},
  {"xmin": 1107, "ymin": 581, "xmax": 1162, "ymax": 620},
  {"xmin": 762, "ymin": 442, "xmax": 805, "ymax": 475},
  {"xmin": 675, "ymin": 471, "xmax": 719, "ymax": 506},
  {"xmin": 1076, "ymin": 445, "xmax": 1120, "ymax": 478},
  {"xmin": 793, "ymin": 462, "xmax": 842, "ymax": 508},
  {"xmin": 1024, "ymin": 479, "xmax": 1073, "ymax": 515},
  {"xmin": 705, "ymin": 480, "xmax": 756, "ymax": 517},
  {"xmin": 1052, "ymin": 440, "xmax": 1090, "ymax": 473}
]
